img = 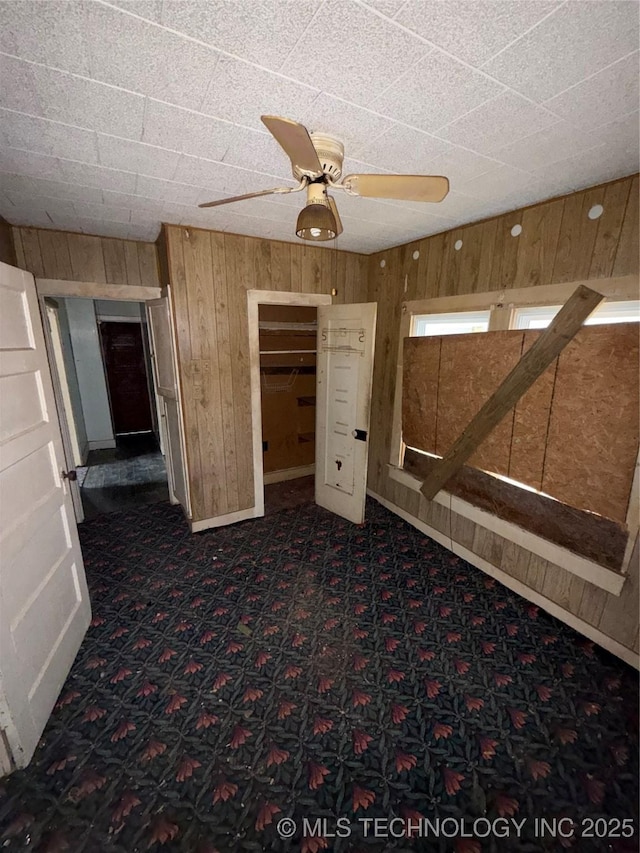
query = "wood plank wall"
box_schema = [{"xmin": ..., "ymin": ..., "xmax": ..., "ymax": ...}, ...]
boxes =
[
  {"xmin": 162, "ymin": 225, "xmax": 368, "ymax": 523},
  {"xmin": 12, "ymin": 227, "xmax": 160, "ymax": 288},
  {"xmin": 0, "ymin": 217, "xmax": 17, "ymax": 266},
  {"xmin": 367, "ymin": 173, "xmax": 639, "ymax": 655}
]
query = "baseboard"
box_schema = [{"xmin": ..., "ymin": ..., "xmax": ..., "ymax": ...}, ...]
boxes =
[
  {"xmin": 263, "ymin": 464, "xmax": 315, "ymax": 485},
  {"xmin": 190, "ymin": 506, "xmax": 260, "ymax": 533},
  {"xmin": 368, "ymin": 488, "xmax": 639, "ymax": 670},
  {"xmin": 87, "ymin": 439, "xmax": 116, "ymax": 450}
]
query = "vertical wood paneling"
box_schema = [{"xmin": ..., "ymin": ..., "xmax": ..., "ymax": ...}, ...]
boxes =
[
  {"xmin": 513, "ymin": 199, "xmax": 564, "ymax": 288},
  {"xmin": 365, "ymin": 172, "xmax": 638, "ymax": 656},
  {"xmin": 210, "ymin": 232, "xmax": 239, "ymax": 509},
  {"xmin": 137, "ymin": 242, "xmax": 160, "ymax": 288},
  {"xmin": 612, "ymin": 174, "xmax": 639, "ymax": 276},
  {"xmin": 0, "ymin": 218, "xmax": 17, "ymax": 266},
  {"xmin": 12, "ymin": 226, "xmax": 159, "ymax": 287},
  {"xmin": 67, "ymin": 234, "xmax": 107, "ymax": 282},
  {"xmin": 589, "ymin": 179, "xmax": 632, "ymax": 279},
  {"xmin": 551, "ymin": 187, "xmax": 606, "ymax": 283},
  {"xmin": 102, "ymin": 238, "xmax": 127, "ymax": 284},
  {"xmin": 124, "ymin": 241, "xmax": 143, "ymax": 286},
  {"xmin": 17, "ymin": 227, "xmax": 46, "ymax": 277}
]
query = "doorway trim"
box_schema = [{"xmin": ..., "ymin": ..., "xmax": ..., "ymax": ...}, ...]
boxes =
[
  {"xmin": 247, "ymin": 289, "xmax": 332, "ymax": 517},
  {"xmin": 36, "ymin": 278, "xmax": 161, "ymax": 301}
]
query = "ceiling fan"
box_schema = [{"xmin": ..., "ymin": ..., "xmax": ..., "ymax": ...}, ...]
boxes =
[{"xmin": 198, "ymin": 115, "xmax": 450, "ymax": 242}]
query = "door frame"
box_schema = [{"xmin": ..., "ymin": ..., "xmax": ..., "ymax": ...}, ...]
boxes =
[
  {"xmin": 35, "ymin": 279, "xmax": 168, "ymax": 520},
  {"xmin": 39, "ymin": 297, "xmax": 85, "ymax": 523},
  {"xmin": 247, "ymin": 289, "xmax": 331, "ymax": 518}
]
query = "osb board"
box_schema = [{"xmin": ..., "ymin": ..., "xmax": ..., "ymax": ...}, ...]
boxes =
[
  {"xmin": 508, "ymin": 329, "xmax": 555, "ymax": 490},
  {"xmin": 402, "ymin": 337, "xmax": 440, "ymax": 452},
  {"xmin": 404, "ymin": 449, "xmax": 627, "ymax": 570},
  {"xmin": 542, "ymin": 323, "xmax": 639, "ymax": 523},
  {"xmin": 434, "ymin": 331, "xmax": 524, "ymax": 475}
]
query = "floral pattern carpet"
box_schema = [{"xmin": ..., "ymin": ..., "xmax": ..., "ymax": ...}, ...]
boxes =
[{"xmin": 0, "ymin": 499, "xmax": 637, "ymax": 852}]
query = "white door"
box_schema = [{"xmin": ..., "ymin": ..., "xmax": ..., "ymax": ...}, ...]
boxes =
[
  {"xmin": 146, "ymin": 289, "xmax": 191, "ymax": 517},
  {"xmin": 0, "ymin": 261, "xmax": 91, "ymax": 769},
  {"xmin": 315, "ymin": 302, "xmax": 377, "ymax": 524}
]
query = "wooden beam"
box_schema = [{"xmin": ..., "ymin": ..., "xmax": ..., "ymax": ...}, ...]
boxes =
[{"xmin": 420, "ymin": 284, "xmax": 604, "ymax": 500}]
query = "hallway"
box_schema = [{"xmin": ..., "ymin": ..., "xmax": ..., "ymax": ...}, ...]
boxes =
[
  {"xmin": 0, "ymin": 500, "xmax": 637, "ymax": 851},
  {"xmin": 78, "ymin": 433, "xmax": 169, "ymax": 519}
]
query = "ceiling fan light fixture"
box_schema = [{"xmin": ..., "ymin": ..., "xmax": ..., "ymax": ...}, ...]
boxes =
[{"xmin": 296, "ymin": 202, "xmax": 337, "ymax": 241}]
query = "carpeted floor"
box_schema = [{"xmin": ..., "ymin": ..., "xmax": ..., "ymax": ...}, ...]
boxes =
[{"xmin": 0, "ymin": 500, "xmax": 637, "ymax": 852}]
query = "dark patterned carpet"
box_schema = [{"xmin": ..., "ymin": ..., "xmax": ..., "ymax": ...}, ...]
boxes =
[{"xmin": 1, "ymin": 500, "xmax": 638, "ymax": 853}]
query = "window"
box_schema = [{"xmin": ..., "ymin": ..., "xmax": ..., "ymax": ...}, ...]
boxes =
[
  {"xmin": 412, "ymin": 310, "xmax": 490, "ymax": 337},
  {"xmin": 513, "ymin": 300, "xmax": 640, "ymax": 330}
]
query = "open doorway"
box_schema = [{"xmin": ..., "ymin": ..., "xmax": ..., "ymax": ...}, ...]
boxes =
[
  {"xmin": 259, "ymin": 303, "xmax": 317, "ymax": 514},
  {"xmin": 43, "ymin": 297, "xmax": 169, "ymax": 520}
]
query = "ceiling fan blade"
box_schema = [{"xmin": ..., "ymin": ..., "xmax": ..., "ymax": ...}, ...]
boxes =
[
  {"xmin": 198, "ymin": 185, "xmax": 301, "ymax": 209},
  {"xmin": 343, "ymin": 174, "xmax": 449, "ymax": 203},
  {"xmin": 327, "ymin": 195, "xmax": 343, "ymax": 236},
  {"xmin": 261, "ymin": 115, "xmax": 322, "ymax": 177}
]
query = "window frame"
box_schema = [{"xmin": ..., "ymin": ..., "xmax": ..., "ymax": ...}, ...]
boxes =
[{"xmin": 388, "ymin": 276, "xmax": 639, "ymax": 587}]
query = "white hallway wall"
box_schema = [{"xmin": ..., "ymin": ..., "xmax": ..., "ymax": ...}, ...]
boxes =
[
  {"xmin": 55, "ymin": 300, "xmax": 88, "ymax": 463},
  {"xmin": 64, "ymin": 298, "xmax": 115, "ymax": 450}
]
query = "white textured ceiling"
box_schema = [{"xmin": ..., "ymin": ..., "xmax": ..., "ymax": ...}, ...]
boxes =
[{"xmin": 0, "ymin": 0, "xmax": 638, "ymax": 254}]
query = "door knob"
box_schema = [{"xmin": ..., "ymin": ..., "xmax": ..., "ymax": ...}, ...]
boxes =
[{"xmin": 61, "ymin": 469, "xmax": 78, "ymax": 482}]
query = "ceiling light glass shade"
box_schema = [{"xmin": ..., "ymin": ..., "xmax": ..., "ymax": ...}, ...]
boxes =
[{"xmin": 296, "ymin": 203, "xmax": 337, "ymax": 241}]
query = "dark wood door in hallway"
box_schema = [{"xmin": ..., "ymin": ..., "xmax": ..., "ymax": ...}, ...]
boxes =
[{"xmin": 100, "ymin": 321, "xmax": 153, "ymax": 434}]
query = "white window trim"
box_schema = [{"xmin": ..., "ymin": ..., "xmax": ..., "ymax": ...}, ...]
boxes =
[{"xmin": 388, "ymin": 274, "xmax": 640, "ymax": 590}]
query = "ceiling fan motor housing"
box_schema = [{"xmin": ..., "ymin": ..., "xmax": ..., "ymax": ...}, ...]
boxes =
[{"xmin": 293, "ymin": 132, "xmax": 344, "ymax": 181}]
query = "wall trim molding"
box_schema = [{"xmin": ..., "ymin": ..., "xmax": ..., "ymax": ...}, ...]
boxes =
[
  {"xmin": 36, "ymin": 278, "xmax": 161, "ymax": 301},
  {"xmin": 247, "ymin": 289, "xmax": 331, "ymax": 519},
  {"xmin": 190, "ymin": 506, "xmax": 260, "ymax": 533},
  {"xmin": 388, "ymin": 464, "xmax": 625, "ymax": 595},
  {"xmin": 263, "ymin": 464, "xmax": 315, "ymax": 485},
  {"xmin": 368, "ymin": 487, "xmax": 638, "ymax": 670}
]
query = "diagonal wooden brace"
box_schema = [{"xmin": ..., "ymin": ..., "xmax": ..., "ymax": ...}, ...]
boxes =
[{"xmin": 420, "ymin": 284, "xmax": 605, "ymax": 501}]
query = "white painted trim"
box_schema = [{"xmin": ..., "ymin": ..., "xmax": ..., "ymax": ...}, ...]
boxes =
[
  {"xmin": 247, "ymin": 289, "xmax": 331, "ymax": 520},
  {"xmin": 36, "ymin": 279, "xmax": 161, "ymax": 301},
  {"xmin": 368, "ymin": 488, "xmax": 639, "ymax": 670},
  {"xmin": 403, "ymin": 275, "xmax": 639, "ymax": 316},
  {"xmin": 96, "ymin": 315, "xmax": 141, "ymax": 324},
  {"xmin": 264, "ymin": 464, "xmax": 315, "ymax": 485},
  {"xmin": 190, "ymin": 506, "xmax": 260, "ymax": 532},
  {"xmin": 387, "ymin": 464, "xmax": 625, "ymax": 595},
  {"xmin": 87, "ymin": 438, "xmax": 117, "ymax": 450}
]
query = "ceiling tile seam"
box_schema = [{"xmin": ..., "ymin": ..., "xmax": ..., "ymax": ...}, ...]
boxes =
[
  {"xmin": 0, "ymin": 48, "xmax": 571, "ymax": 170},
  {"xmin": 275, "ymin": 0, "xmax": 327, "ymax": 75},
  {"xmin": 0, "ymin": 143, "xmax": 285, "ymax": 200},
  {"xmin": 1, "ymin": 114, "xmax": 299, "ymax": 186},
  {"xmin": 93, "ymin": 0, "xmax": 323, "ymax": 96},
  {"xmin": 476, "ymin": 0, "xmax": 568, "ymax": 69},
  {"xmin": 351, "ymin": 0, "xmax": 591, "ymax": 118},
  {"xmin": 354, "ymin": 46, "xmax": 437, "ymax": 106},
  {"xmin": 0, "ymin": 51, "xmax": 284, "ymax": 144},
  {"xmin": 0, "ymin": 170, "xmax": 108, "ymax": 205},
  {"xmin": 540, "ymin": 47, "xmax": 640, "ymax": 107}
]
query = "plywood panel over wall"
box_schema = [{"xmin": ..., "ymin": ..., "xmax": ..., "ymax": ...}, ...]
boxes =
[
  {"xmin": 367, "ymin": 173, "xmax": 639, "ymax": 657},
  {"xmin": 163, "ymin": 225, "xmax": 368, "ymax": 523},
  {"xmin": 12, "ymin": 227, "xmax": 160, "ymax": 288}
]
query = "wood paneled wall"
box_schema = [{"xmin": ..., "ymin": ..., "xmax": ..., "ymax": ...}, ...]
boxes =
[
  {"xmin": 0, "ymin": 217, "xmax": 17, "ymax": 266},
  {"xmin": 12, "ymin": 227, "xmax": 160, "ymax": 288},
  {"xmin": 162, "ymin": 225, "xmax": 368, "ymax": 523},
  {"xmin": 367, "ymin": 173, "xmax": 639, "ymax": 657}
]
